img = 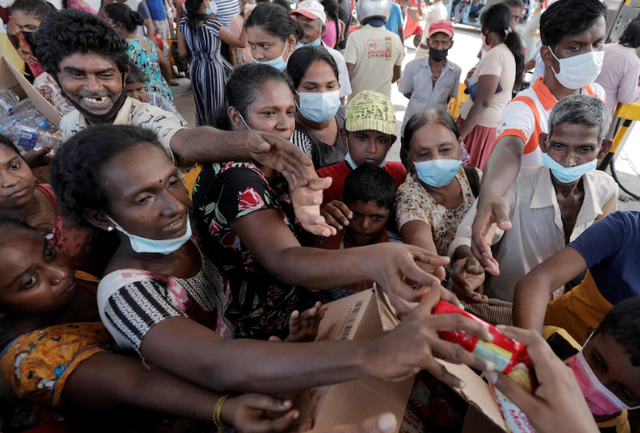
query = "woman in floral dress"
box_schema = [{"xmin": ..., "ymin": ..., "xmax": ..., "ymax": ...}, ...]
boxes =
[
  {"xmin": 193, "ymin": 64, "xmax": 444, "ymax": 339},
  {"xmin": 105, "ymin": 2, "xmax": 174, "ymax": 104}
]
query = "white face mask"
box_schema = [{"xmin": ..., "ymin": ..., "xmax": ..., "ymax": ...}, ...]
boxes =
[
  {"xmin": 107, "ymin": 215, "xmax": 192, "ymax": 255},
  {"xmin": 547, "ymin": 47, "xmax": 604, "ymax": 90}
]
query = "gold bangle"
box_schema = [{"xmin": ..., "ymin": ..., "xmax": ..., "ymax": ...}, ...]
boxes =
[{"xmin": 213, "ymin": 394, "xmax": 232, "ymax": 433}]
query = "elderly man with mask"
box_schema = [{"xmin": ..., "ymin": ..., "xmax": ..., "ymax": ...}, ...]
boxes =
[
  {"xmin": 448, "ymin": 95, "xmax": 618, "ymax": 325},
  {"xmin": 467, "ymin": 0, "xmax": 609, "ymax": 273},
  {"xmin": 291, "ymin": 0, "xmax": 352, "ymax": 104}
]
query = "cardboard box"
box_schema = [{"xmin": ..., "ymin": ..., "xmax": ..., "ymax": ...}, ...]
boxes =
[
  {"xmin": 290, "ymin": 288, "xmax": 414, "ymax": 433},
  {"xmin": 292, "ymin": 288, "xmax": 524, "ymax": 433},
  {"xmin": 0, "ymin": 55, "xmax": 62, "ymax": 127}
]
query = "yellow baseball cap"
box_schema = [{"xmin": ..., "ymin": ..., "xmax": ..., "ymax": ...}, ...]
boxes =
[{"xmin": 345, "ymin": 90, "xmax": 397, "ymax": 135}]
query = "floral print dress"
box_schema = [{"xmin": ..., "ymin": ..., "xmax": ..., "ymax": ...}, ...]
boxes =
[
  {"xmin": 193, "ymin": 162, "xmax": 312, "ymax": 340},
  {"xmin": 395, "ymin": 167, "xmax": 480, "ymax": 256},
  {"xmin": 126, "ymin": 37, "xmax": 174, "ymax": 105}
]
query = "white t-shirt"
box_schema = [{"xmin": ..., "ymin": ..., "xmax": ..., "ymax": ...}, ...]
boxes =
[{"xmin": 344, "ymin": 24, "xmax": 404, "ymax": 99}]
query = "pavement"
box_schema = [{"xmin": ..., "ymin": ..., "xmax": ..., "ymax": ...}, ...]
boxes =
[{"xmin": 173, "ymin": 26, "xmax": 640, "ymax": 210}]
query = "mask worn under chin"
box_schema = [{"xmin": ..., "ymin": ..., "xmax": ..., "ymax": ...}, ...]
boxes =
[
  {"xmin": 567, "ymin": 333, "xmax": 640, "ymax": 416},
  {"xmin": 303, "ymin": 37, "xmax": 322, "ymax": 47},
  {"xmin": 429, "ymin": 47, "xmax": 448, "ymax": 62},
  {"xmin": 542, "ymin": 153, "xmax": 597, "ymax": 184},
  {"xmin": 253, "ymin": 44, "xmax": 289, "ymax": 72},
  {"xmin": 56, "ymin": 73, "xmax": 128, "ymax": 124},
  {"xmin": 414, "ymin": 158, "xmax": 461, "ymax": 188},
  {"xmin": 107, "ymin": 215, "xmax": 192, "ymax": 254},
  {"xmin": 547, "ymin": 47, "xmax": 604, "ymax": 90}
]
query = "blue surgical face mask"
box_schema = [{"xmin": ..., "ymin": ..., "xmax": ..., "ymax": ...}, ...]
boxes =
[
  {"xmin": 303, "ymin": 37, "xmax": 322, "ymax": 47},
  {"xmin": 414, "ymin": 159, "xmax": 462, "ymax": 188},
  {"xmin": 542, "ymin": 153, "xmax": 597, "ymax": 184},
  {"xmin": 296, "ymin": 89, "xmax": 340, "ymax": 123},
  {"xmin": 107, "ymin": 215, "xmax": 192, "ymax": 255},
  {"xmin": 205, "ymin": 7, "xmax": 214, "ymax": 14},
  {"xmin": 254, "ymin": 44, "xmax": 289, "ymax": 72},
  {"xmin": 344, "ymin": 136, "xmax": 387, "ymax": 168}
]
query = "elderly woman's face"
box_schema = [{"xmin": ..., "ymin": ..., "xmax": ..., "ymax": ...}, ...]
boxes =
[{"xmin": 408, "ymin": 123, "xmax": 461, "ymax": 166}]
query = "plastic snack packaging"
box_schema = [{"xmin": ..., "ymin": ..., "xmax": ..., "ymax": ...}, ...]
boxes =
[{"xmin": 431, "ymin": 300, "xmax": 537, "ymax": 432}]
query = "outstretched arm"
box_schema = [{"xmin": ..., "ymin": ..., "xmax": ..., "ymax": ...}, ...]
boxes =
[{"xmin": 512, "ymin": 246, "xmax": 587, "ymax": 332}]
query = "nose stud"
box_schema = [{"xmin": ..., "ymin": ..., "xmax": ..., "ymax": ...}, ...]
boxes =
[{"xmin": 107, "ymin": 226, "xmax": 114, "ymax": 232}]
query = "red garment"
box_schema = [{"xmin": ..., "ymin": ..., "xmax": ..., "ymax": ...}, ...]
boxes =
[
  {"xmin": 317, "ymin": 160, "xmax": 407, "ymax": 204},
  {"xmin": 36, "ymin": 184, "xmax": 95, "ymax": 274}
]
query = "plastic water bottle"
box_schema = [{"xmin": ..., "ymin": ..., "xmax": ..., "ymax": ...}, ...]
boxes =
[
  {"xmin": 1, "ymin": 125, "xmax": 63, "ymax": 154},
  {"xmin": 0, "ymin": 89, "xmax": 20, "ymax": 116},
  {"xmin": 10, "ymin": 99, "xmax": 37, "ymax": 115}
]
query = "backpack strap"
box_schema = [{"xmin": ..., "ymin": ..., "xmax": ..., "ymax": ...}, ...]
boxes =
[{"xmin": 463, "ymin": 165, "xmax": 480, "ymax": 198}]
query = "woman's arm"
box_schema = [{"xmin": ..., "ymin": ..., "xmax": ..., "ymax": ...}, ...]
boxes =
[
  {"xmin": 230, "ymin": 208, "xmax": 448, "ymax": 312},
  {"xmin": 458, "ymin": 74, "xmax": 500, "ymax": 140},
  {"xmin": 157, "ymin": 48, "xmax": 173, "ymax": 84},
  {"xmin": 177, "ymin": 27, "xmax": 189, "ymax": 58},
  {"xmin": 220, "ymin": 26, "xmax": 247, "ymax": 48},
  {"xmin": 63, "ymin": 353, "xmax": 300, "ymax": 432},
  {"xmin": 400, "ymin": 220, "xmax": 437, "ymax": 255},
  {"xmin": 137, "ymin": 288, "xmax": 495, "ymax": 394}
]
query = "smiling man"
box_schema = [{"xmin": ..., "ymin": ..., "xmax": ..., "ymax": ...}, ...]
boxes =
[
  {"xmin": 448, "ymin": 95, "xmax": 617, "ymax": 323},
  {"xmin": 469, "ymin": 0, "xmax": 609, "ymax": 271},
  {"xmin": 33, "ymin": 9, "xmax": 316, "ymax": 188}
]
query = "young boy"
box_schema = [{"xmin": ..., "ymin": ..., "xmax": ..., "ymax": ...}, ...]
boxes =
[
  {"xmin": 314, "ymin": 165, "xmax": 401, "ymax": 300},
  {"xmin": 544, "ymin": 297, "xmax": 640, "ymax": 433},
  {"xmin": 318, "ymin": 90, "xmax": 406, "ymax": 230}
]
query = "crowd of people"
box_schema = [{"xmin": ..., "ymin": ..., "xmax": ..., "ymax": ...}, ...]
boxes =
[{"xmin": 0, "ymin": 0, "xmax": 640, "ymax": 431}]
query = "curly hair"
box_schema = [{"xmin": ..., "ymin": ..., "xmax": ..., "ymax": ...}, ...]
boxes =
[
  {"xmin": 50, "ymin": 125, "xmax": 165, "ymax": 228},
  {"xmin": 33, "ymin": 9, "xmax": 129, "ymax": 75}
]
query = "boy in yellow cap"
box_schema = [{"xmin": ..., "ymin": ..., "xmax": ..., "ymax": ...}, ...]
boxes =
[{"xmin": 318, "ymin": 90, "xmax": 406, "ymax": 230}]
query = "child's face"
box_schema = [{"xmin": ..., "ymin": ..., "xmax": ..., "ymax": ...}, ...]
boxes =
[
  {"xmin": 584, "ymin": 330, "xmax": 640, "ymax": 409},
  {"xmin": 345, "ymin": 130, "xmax": 396, "ymax": 167},
  {"xmin": 344, "ymin": 200, "xmax": 390, "ymax": 247}
]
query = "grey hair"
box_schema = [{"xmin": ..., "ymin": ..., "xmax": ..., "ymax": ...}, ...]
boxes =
[{"xmin": 548, "ymin": 94, "xmax": 610, "ymax": 143}]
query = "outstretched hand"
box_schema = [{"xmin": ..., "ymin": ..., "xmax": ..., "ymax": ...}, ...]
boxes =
[
  {"xmin": 471, "ymin": 192, "xmax": 511, "ymax": 276},
  {"xmin": 363, "ymin": 243, "xmax": 452, "ymax": 315},
  {"xmin": 246, "ymin": 131, "xmax": 314, "ymax": 189},
  {"xmin": 222, "ymin": 394, "xmax": 301, "ymax": 433},
  {"xmin": 450, "ymin": 256, "xmax": 488, "ymax": 304},
  {"xmin": 290, "ymin": 177, "xmax": 337, "ymax": 238},
  {"xmin": 270, "ymin": 302, "xmax": 323, "ymax": 343},
  {"xmin": 485, "ymin": 327, "xmax": 599, "ymax": 433},
  {"xmin": 367, "ymin": 285, "xmax": 495, "ymax": 388}
]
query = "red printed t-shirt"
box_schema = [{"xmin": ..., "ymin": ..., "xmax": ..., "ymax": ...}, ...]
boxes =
[
  {"xmin": 317, "ymin": 160, "xmax": 407, "ymax": 204},
  {"xmin": 495, "ymin": 78, "xmax": 606, "ymax": 168}
]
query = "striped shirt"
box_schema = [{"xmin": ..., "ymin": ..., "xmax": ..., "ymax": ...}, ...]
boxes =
[
  {"xmin": 448, "ymin": 165, "xmax": 618, "ymax": 302},
  {"xmin": 495, "ymin": 78, "xmax": 606, "ymax": 168},
  {"xmin": 213, "ymin": 0, "xmax": 240, "ymax": 29}
]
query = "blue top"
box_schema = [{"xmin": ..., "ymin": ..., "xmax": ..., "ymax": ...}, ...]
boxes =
[
  {"xmin": 146, "ymin": 0, "xmax": 167, "ymax": 20},
  {"xmin": 385, "ymin": 2, "xmax": 403, "ymax": 34},
  {"xmin": 569, "ymin": 211, "xmax": 640, "ymax": 304}
]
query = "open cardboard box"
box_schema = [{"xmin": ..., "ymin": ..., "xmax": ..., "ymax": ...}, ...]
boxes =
[
  {"xmin": 288, "ymin": 288, "xmax": 414, "ymax": 433},
  {"xmin": 292, "ymin": 288, "xmax": 514, "ymax": 433},
  {"xmin": 0, "ymin": 55, "xmax": 62, "ymax": 127}
]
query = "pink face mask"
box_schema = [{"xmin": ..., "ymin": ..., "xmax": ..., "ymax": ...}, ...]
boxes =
[{"xmin": 567, "ymin": 334, "xmax": 640, "ymax": 416}]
